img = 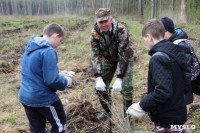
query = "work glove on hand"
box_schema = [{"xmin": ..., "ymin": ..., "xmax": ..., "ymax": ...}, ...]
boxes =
[
  {"xmin": 59, "ymin": 70, "xmax": 75, "ymax": 77},
  {"xmin": 65, "ymin": 76, "xmax": 73, "ymax": 87},
  {"xmin": 59, "ymin": 70, "xmax": 75, "ymax": 87},
  {"xmin": 126, "ymin": 102, "xmax": 145, "ymax": 118},
  {"xmin": 112, "ymin": 78, "xmax": 122, "ymax": 92},
  {"xmin": 95, "ymin": 77, "xmax": 106, "ymax": 91}
]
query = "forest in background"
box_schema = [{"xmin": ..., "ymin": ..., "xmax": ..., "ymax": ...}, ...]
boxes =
[{"xmin": 0, "ymin": 0, "xmax": 200, "ymax": 23}]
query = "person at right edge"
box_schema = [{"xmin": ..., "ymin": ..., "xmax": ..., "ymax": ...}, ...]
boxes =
[
  {"xmin": 127, "ymin": 19, "xmax": 187, "ymax": 133},
  {"xmin": 89, "ymin": 8, "xmax": 134, "ymax": 124},
  {"xmin": 160, "ymin": 16, "xmax": 200, "ymax": 105}
]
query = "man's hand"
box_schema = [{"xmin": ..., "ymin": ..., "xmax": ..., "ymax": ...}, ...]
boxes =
[
  {"xmin": 126, "ymin": 102, "xmax": 145, "ymax": 118},
  {"xmin": 95, "ymin": 77, "xmax": 106, "ymax": 91},
  {"xmin": 59, "ymin": 70, "xmax": 75, "ymax": 87},
  {"xmin": 112, "ymin": 78, "xmax": 122, "ymax": 92}
]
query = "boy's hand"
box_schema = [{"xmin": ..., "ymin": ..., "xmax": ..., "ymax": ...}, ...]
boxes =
[
  {"xmin": 126, "ymin": 102, "xmax": 145, "ymax": 118},
  {"xmin": 112, "ymin": 78, "xmax": 122, "ymax": 92},
  {"xmin": 59, "ymin": 70, "xmax": 75, "ymax": 87},
  {"xmin": 59, "ymin": 70, "xmax": 75, "ymax": 77},
  {"xmin": 65, "ymin": 76, "xmax": 73, "ymax": 87},
  {"xmin": 95, "ymin": 77, "xmax": 106, "ymax": 91}
]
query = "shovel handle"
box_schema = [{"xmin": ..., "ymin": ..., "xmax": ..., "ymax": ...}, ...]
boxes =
[{"xmin": 106, "ymin": 86, "xmax": 112, "ymax": 89}]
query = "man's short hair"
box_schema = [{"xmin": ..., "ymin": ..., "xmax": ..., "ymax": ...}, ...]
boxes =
[
  {"xmin": 142, "ymin": 19, "xmax": 165, "ymax": 40},
  {"xmin": 43, "ymin": 23, "xmax": 64, "ymax": 37}
]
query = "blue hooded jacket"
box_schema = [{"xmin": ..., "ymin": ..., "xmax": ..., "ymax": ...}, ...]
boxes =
[{"xmin": 19, "ymin": 37, "xmax": 67, "ymax": 107}]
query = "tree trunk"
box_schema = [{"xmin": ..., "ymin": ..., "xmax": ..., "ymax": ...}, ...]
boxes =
[
  {"xmin": 37, "ymin": 0, "xmax": 41, "ymax": 15},
  {"xmin": 172, "ymin": 0, "xmax": 174, "ymax": 18},
  {"xmin": 160, "ymin": 0, "xmax": 162, "ymax": 17},
  {"xmin": 27, "ymin": 0, "xmax": 32, "ymax": 15},
  {"xmin": 22, "ymin": 0, "xmax": 27, "ymax": 15},
  {"xmin": 181, "ymin": 0, "xmax": 187, "ymax": 23},
  {"xmin": 133, "ymin": 0, "xmax": 135, "ymax": 15},
  {"xmin": 92, "ymin": 0, "xmax": 95, "ymax": 14},
  {"xmin": 13, "ymin": 0, "xmax": 18, "ymax": 15},
  {"xmin": 0, "ymin": 2, "xmax": 4, "ymax": 15},
  {"xmin": 151, "ymin": 0, "xmax": 154, "ymax": 18},
  {"xmin": 155, "ymin": 0, "xmax": 157, "ymax": 17},
  {"xmin": 121, "ymin": 0, "xmax": 124, "ymax": 14},
  {"xmin": 109, "ymin": 0, "xmax": 112, "ymax": 9},
  {"xmin": 10, "ymin": 0, "xmax": 14, "ymax": 15},
  {"xmin": 41, "ymin": 0, "xmax": 44, "ymax": 14},
  {"xmin": 5, "ymin": 1, "xmax": 9, "ymax": 15},
  {"xmin": 109, "ymin": 0, "xmax": 111, "ymax": 8},
  {"xmin": 139, "ymin": 0, "xmax": 143, "ymax": 17}
]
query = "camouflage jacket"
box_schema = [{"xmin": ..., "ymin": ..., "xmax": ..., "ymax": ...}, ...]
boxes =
[{"xmin": 90, "ymin": 19, "xmax": 133, "ymax": 78}]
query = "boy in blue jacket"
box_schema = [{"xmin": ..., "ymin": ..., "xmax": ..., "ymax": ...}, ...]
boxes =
[
  {"xmin": 19, "ymin": 23, "xmax": 73, "ymax": 133},
  {"xmin": 126, "ymin": 19, "xmax": 187, "ymax": 132}
]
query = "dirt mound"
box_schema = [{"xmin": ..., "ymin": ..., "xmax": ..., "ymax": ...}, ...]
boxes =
[
  {"xmin": 65, "ymin": 20, "xmax": 89, "ymax": 31},
  {"xmin": 0, "ymin": 43, "xmax": 26, "ymax": 74},
  {"xmin": 66, "ymin": 101, "xmax": 105, "ymax": 133}
]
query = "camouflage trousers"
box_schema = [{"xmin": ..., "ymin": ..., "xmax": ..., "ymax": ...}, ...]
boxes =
[{"xmin": 95, "ymin": 57, "xmax": 134, "ymax": 102}]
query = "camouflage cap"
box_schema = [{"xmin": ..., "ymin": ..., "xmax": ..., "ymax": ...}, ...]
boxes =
[{"xmin": 95, "ymin": 8, "xmax": 111, "ymax": 22}]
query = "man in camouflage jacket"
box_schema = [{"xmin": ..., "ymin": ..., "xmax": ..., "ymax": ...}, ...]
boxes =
[{"xmin": 90, "ymin": 8, "xmax": 134, "ymax": 120}]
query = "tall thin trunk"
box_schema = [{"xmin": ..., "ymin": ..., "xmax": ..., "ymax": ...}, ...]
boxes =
[
  {"xmin": 8, "ymin": 0, "xmax": 14, "ymax": 14},
  {"xmin": 13, "ymin": 0, "xmax": 18, "ymax": 15},
  {"xmin": 47, "ymin": 0, "xmax": 50, "ymax": 14},
  {"xmin": 0, "ymin": 3, "xmax": 4, "ymax": 15},
  {"xmin": 5, "ymin": 1, "xmax": 9, "ymax": 15},
  {"xmin": 139, "ymin": 0, "xmax": 143, "ymax": 17},
  {"xmin": 172, "ymin": 0, "xmax": 174, "ymax": 18},
  {"xmin": 155, "ymin": 0, "xmax": 157, "ymax": 17},
  {"xmin": 133, "ymin": 0, "xmax": 135, "ymax": 15},
  {"xmin": 27, "ymin": 0, "xmax": 32, "ymax": 15},
  {"xmin": 92, "ymin": 0, "xmax": 95, "ymax": 14},
  {"xmin": 41, "ymin": 0, "xmax": 44, "ymax": 14},
  {"xmin": 121, "ymin": 0, "xmax": 124, "ymax": 14},
  {"xmin": 22, "ymin": 0, "xmax": 27, "ymax": 15},
  {"xmin": 160, "ymin": 0, "xmax": 162, "ymax": 17},
  {"xmin": 37, "ymin": 0, "xmax": 41, "ymax": 15},
  {"xmin": 151, "ymin": 0, "xmax": 154, "ymax": 18},
  {"xmin": 181, "ymin": 0, "xmax": 187, "ymax": 23}
]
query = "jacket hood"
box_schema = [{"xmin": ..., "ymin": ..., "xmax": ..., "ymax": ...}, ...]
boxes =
[
  {"xmin": 25, "ymin": 37, "xmax": 52, "ymax": 55},
  {"xmin": 168, "ymin": 28, "xmax": 188, "ymax": 42},
  {"xmin": 149, "ymin": 40, "xmax": 188, "ymax": 70}
]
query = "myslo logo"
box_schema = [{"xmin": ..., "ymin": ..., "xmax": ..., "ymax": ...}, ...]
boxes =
[{"xmin": 170, "ymin": 125, "xmax": 196, "ymax": 130}]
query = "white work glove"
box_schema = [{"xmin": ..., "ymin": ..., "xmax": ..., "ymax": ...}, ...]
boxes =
[
  {"xmin": 59, "ymin": 70, "xmax": 75, "ymax": 87},
  {"xmin": 95, "ymin": 77, "xmax": 106, "ymax": 91},
  {"xmin": 112, "ymin": 78, "xmax": 122, "ymax": 92},
  {"xmin": 59, "ymin": 70, "xmax": 75, "ymax": 77},
  {"xmin": 65, "ymin": 76, "xmax": 73, "ymax": 87},
  {"xmin": 126, "ymin": 102, "xmax": 145, "ymax": 118}
]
